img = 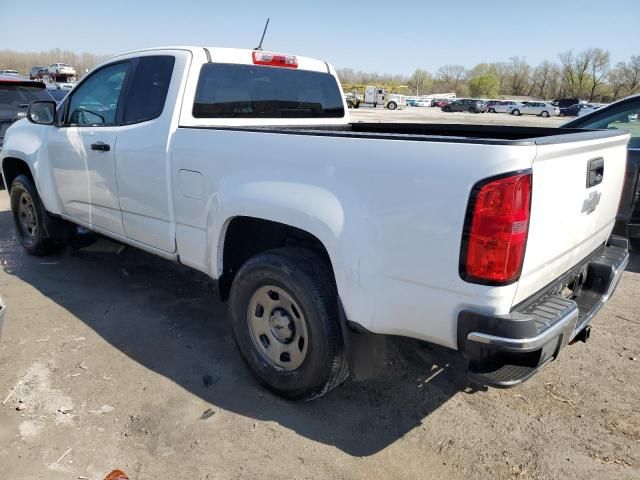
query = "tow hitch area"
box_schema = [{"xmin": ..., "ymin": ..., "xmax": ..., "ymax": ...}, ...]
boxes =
[
  {"xmin": 571, "ymin": 325, "xmax": 591, "ymax": 344},
  {"xmin": 458, "ymin": 236, "xmax": 629, "ymax": 388}
]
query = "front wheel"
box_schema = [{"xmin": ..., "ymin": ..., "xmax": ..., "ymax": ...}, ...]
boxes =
[
  {"xmin": 511, "ymin": 109, "xmax": 521, "ymax": 116},
  {"xmin": 489, "ymin": 108, "xmax": 495, "ymax": 113},
  {"xmin": 387, "ymin": 101, "xmax": 397, "ymax": 110},
  {"xmin": 541, "ymin": 110, "xmax": 550, "ymax": 117},
  {"xmin": 443, "ymin": 106, "xmax": 451, "ymax": 112},
  {"xmin": 468, "ymin": 107, "xmax": 476, "ymax": 114},
  {"xmin": 229, "ymin": 248, "xmax": 347, "ymax": 401},
  {"xmin": 10, "ymin": 175, "xmax": 74, "ymax": 255}
]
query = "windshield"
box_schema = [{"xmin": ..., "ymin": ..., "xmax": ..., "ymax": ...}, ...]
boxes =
[{"xmin": 193, "ymin": 63, "xmax": 345, "ymax": 119}]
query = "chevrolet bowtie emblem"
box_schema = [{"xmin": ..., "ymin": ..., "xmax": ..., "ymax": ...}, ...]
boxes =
[{"xmin": 582, "ymin": 190, "xmax": 601, "ymax": 215}]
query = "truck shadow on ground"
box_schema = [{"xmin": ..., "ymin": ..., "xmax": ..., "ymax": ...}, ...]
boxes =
[{"xmin": 0, "ymin": 211, "xmax": 487, "ymax": 456}]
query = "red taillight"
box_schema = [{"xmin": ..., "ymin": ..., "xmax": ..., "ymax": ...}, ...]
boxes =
[
  {"xmin": 252, "ymin": 51, "xmax": 298, "ymax": 68},
  {"xmin": 461, "ymin": 172, "xmax": 532, "ymax": 284}
]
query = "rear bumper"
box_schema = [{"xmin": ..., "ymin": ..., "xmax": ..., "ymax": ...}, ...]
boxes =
[{"xmin": 458, "ymin": 236, "xmax": 629, "ymax": 387}]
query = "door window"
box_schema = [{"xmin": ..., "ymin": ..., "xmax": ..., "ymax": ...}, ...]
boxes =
[
  {"xmin": 67, "ymin": 62, "xmax": 129, "ymax": 126},
  {"xmin": 124, "ymin": 56, "xmax": 175, "ymax": 124}
]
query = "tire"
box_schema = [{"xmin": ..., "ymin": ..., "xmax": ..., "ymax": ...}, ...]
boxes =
[
  {"xmin": 354, "ymin": 102, "xmax": 360, "ymax": 109},
  {"xmin": 387, "ymin": 101, "xmax": 397, "ymax": 110},
  {"xmin": 489, "ymin": 108, "xmax": 495, "ymax": 113},
  {"xmin": 468, "ymin": 107, "xmax": 476, "ymax": 114},
  {"xmin": 229, "ymin": 247, "xmax": 347, "ymax": 401},
  {"xmin": 10, "ymin": 175, "xmax": 71, "ymax": 255},
  {"xmin": 511, "ymin": 109, "xmax": 521, "ymax": 116},
  {"xmin": 541, "ymin": 110, "xmax": 549, "ymax": 117},
  {"xmin": 443, "ymin": 106, "xmax": 451, "ymax": 112}
]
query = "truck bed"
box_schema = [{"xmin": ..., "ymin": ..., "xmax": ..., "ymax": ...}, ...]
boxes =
[{"xmin": 182, "ymin": 122, "xmax": 626, "ymax": 146}]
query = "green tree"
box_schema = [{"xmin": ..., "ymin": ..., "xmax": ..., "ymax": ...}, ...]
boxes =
[{"xmin": 468, "ymin": 73, "xmax": 500, "ymax": 98}]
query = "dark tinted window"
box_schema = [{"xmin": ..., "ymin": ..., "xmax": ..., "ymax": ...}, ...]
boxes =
[
  {"xmin": 193, "ymin": 63, "xmax": 345, "ymax": 118},
  {"xmin": 558, "ymin": 99, "xmax": 579, "ymax": 108},
  {"xmin": 0, "ymin": 83, "xmax": 52, "ymax": 120},
  {"xmin": 124, "ymin": 56, "xmax": 175, "ymax": 124}
]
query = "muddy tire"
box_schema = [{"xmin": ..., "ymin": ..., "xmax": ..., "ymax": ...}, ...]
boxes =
[
  {"xmin": 10, "ymin": 175, "xmax": 71, "ymax": 255},
  {"xmin": 229, "ymin": 247, "xmax": 347, "ymax": 401}
]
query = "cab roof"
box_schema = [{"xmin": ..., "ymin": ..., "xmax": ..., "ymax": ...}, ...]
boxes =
[{"xmin": 104, "ymin": 46, "xmax": 332, "ymax": 74}]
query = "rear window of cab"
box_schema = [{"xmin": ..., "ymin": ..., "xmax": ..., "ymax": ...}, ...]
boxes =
[{"xmin": 192, "ymin": 63, "xmax": 345, "ymax": 119}]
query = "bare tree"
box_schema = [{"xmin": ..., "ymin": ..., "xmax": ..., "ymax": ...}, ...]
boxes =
[
  {"xmin": 505, "ymin": 57, "xmax": 531, "ymax": 95},
  {"xmin": 435, "ymin": 64, "xmax": 466, "ymax": 93},
  {"xmin": 607, "ymin": 64, "xmax": 627, "ymax": 100},
  {"xmin": 409, "ymin": 69, "xmax": 431, "ymax": 96},
  {"xmin": 622, "ymin": 55, "xmax": 640, "ymax": 94},
  {"xmin": 586, "ymin": 48, "xmax": 610, "ymax": 101}
]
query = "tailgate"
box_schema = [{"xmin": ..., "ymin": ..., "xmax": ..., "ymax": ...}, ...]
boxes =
[{"xmin": 514, "ymin": 131, "xmax": 630, "ymax": 304}]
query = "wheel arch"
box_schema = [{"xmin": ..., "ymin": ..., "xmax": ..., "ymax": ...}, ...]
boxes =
[
  {"xmin": 1, "ymin": 156, "xmax": 35, "ymax": 190},
  {"xmin": 217, "ymin": 215, "xmax": 338, "ymax": 301}
]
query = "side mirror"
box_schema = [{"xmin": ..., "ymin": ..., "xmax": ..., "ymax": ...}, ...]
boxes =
[{"xmin": 27, "ymin": 101, "xmax": 56, "ymax": 125}]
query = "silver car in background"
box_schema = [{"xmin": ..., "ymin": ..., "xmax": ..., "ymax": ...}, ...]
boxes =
[
  {"xmin": 509, "ymin": 101, "xmax": 559, "ymax": 117},
  {"xmin": 490, "ymin": 100, "xmax": 521, "ymax": 113}
]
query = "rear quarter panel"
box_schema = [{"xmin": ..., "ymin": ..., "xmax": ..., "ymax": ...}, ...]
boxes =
[{"xmin": 170, "ymin": 129, "xmax": 537, "ymax": 348}]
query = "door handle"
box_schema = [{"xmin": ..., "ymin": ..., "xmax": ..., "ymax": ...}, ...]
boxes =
[
  {"xmin": 91, "ymin": 141, "xmax": 110, "ymax": 152},
  {"xmin": 587, "ymin": 157, "xmax": 604, "ymax": 188}
]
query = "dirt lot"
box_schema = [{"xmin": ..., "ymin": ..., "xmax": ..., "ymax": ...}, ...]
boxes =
[
  {"xmin": 0, "ymin": 185, "xmax": 639, "ymax": 479},
  {"xmin": 349, "ymin": 106, "xmax": 567, "ymax": 127}
]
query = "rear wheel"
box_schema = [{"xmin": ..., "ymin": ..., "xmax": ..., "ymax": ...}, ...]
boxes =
[
  {"xmin": 10, "ymin": 175, "xmax": 71, "ymax": 255},
  {"xmin": 489, "ymin": 108, "xmax": 496, "ymax": 113},
  {"xmin": 229, "ymin": 247, "xmax": 347, "ymax": 401},
  {"xmin": 541, "ymin": 110, "xmax": 550, "ymax": 117},
  {"xmin": 511, "ymin": 109, "xmax": 521, "ymax": 116},
  {"xmin": 468, "ymin": 107, "xmax": 476, "ymax": 113}
]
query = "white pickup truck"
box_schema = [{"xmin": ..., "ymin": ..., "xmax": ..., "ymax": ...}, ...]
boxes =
[{"xmin": 0, "ymin": 47, "xmax": 631, "ymax": 400}]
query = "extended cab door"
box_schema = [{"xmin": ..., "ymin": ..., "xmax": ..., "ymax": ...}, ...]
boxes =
[
  {"xmin": 48, "ymin": 61, "xmax": 130, "ymax": 234},
  {"xmin": 114, "ymin": 53, "xmax": 186, "ymax": 253}
]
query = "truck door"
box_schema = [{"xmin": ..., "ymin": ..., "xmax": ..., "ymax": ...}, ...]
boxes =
[
  {"xmin": 48, "ymin": 61, "xmax": 130, "ymax": 234},
  {"xmin": 114, "ymin": 53, "xmax": 184, "ymax": 253}
]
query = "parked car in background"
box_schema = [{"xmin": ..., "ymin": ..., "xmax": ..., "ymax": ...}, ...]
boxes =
[
  {"xmin": 490, "ymin": 100, "xmax": 520, "ymax": 113},
  {"xmin": 578, "ymin": 103, "xmax": 606, "ymax": 116},
  {"xmin": 442, "ymin": 98, "xmax": 487, "ymax": 113},
  {"xmin": 47, "ymin": 63, "xmax": 76, "ymax": 76},
  {"xmin": 563, "ymin": 94, "xmax": 640, "ymax": 239},
  {"xmin": 413, "ymin": 98, "xmax": 431, "ymax": 107},
  {"xmin": 0, "ymin": 74, "xmax": 55, "ymax": 188},
  {"xmin": 431, "ymin": 98, "xmax": 450, "ymax": 107},
  {"xmin": 405, "ymin": 98, "xmax": 417, "ymax": 107},
  {"xmin": 344, "ymin": 92, "xmax": 360, "ymax": 109},
  {"xmin": 0, "ymin": 70, "xmax": 20, "ymax": 76},
  {"xmin": 553, "ymin": 98, "xmax": 580, "ymax": 117},
  {"xmin": 29, "ymin": 66, "xmax": 46, "ymax": 79},
  {"xmin": 0, "ymin": 75, "xmax": 54, "ymax": 150},
  {"xmin": 509, "ymin": 101, "xmax": 559, "ymax": 117},
  {"xmin": 485, "ymin": 100, "xmax": 501, "ymax": 111}
]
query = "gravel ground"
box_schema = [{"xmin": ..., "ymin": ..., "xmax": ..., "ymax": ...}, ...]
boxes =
[{"xmin": 0, "ymin": 182, "xmax": 639, "ymax": 478}]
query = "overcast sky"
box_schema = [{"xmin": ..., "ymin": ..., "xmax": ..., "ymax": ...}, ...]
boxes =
[{"xmin": 1, "ymin": 0, "xmax": 638, "ymax": 74}]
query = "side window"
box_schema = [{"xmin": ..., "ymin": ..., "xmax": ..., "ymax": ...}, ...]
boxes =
[
  {"xmin": 67, "ymin": 62, "xmax": 129, "ymax": 126},
  {"xmin": 124, "ymin": 56, "xmax": 175, "ymax": 124},
  {"xmin": 575, "ymin": 100, "xmax": 640, "ymax": 149}
]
